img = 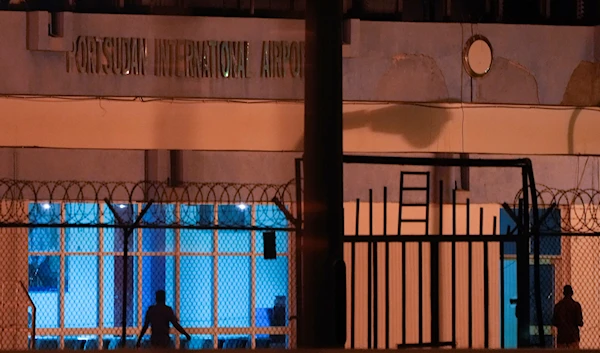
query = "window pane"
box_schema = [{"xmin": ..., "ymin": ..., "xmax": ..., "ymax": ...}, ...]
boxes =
[
  {"xmin": 538, "ymin": 209, "xmax": 561, "ymax": 255},
  {"xmin": 29, "ymin": 256, "xmax": 60, "ymax": 328},
  {"xmin": 29, "ymin": 255, "xmax": 60, "ymax": 292},
  {"xmin": 103, "ymin": 205, "xmax": 138, "ymax": 252},
  {"xmin": 180, "ymin": 256, "xmax": 213, "ymax": 327},
  {"xmin": 66, "ymin": 203, "xmax": 99, "ymax": 252},
  {"xmin": 103, "ymin": 256, "xmax": 138, "ymax": 328},
  {"xmin": 180, "ymin": 205, "xmax": 214, "ymax": 253},
  {"xmin": 218, "ymin": 230, "xmax": 251, "ymax": 253},
  {"xmin": 218, "ymin": 256, "xmax": 250, "ymax": 327},
  {"xmin": 529, "ymin": 264, "xmax": 554, "ymax": 325},
  {"xmin": 217, "ymin": 335, "xmax": 250, "ymax": 349},
  {"xmin": 65, "ymin": 335, "xmax": 99, "ymax": 350},
  {"xmin": 65, "ymin": 256, "xmax": 99, "ymax": 328},
  {"xmin": 33, "ymin": 336, "xmax": 59, "ymax": 350},
  {"xmin": 102, "ymin": 335, "xmax": 137, "ymax": 349},
  {"xmin": 181, "ymin": 334, "xmax": 214, "ymax": 350},
  {"xmin": 255, "ymin": 257, "xmax": 288, "ymax": 328},
  {"xmin": 256, "ymin": 205, "xmax": 289, "ymax": 253},
  {"xmin": 142, "ymin": 204, "xmax": 175, "ymax": 252},
  {"xmin": 218, "ymin": 205, "xmax": 251, "ymax": 227},
  {"xmin": 256, "ymin": 334, "xmax": 288, "ymax": 349},
  {"xmin": 142, "ymin": 256, "xmax": 175, "ymax": 318},
  {"xmin": 29, "ymin": 203, "xmax": 60, "ymax": 252}
]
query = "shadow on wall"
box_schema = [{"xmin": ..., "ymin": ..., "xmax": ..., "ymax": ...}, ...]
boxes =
[
  {"xmin": 475, "ymin": 57, "xmax": 540, "ymax": 104},
  {"xmin": 562, "ymin": 61, "xmax": 600, "ymax": 107},
  {"xmin": 294, "ymin": 103, "xmax": 452, "ymax": 151},
  {"xmin": 295, "ymin": 53, "xmax": 452, "ymax": 151},
  {"xmin": 561, "ymin": 61, "xmax": 600, "ymax": 154}
]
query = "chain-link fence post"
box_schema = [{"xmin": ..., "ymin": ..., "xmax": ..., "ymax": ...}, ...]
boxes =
[{"xmin": 104, "ymin": 199, "xmax": 154, "ymax": 348}]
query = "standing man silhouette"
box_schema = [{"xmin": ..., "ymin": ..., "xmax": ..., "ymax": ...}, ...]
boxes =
[
  {"xmin": 552, "ymin": 285, "xmax": 583, "ymax": 348},
  {"xmin": 136, "ymin": 290, "xmax": 191, "ymax": 348}
]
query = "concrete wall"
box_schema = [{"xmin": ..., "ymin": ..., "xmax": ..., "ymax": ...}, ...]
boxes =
[
  {"xmin": 0, "ymin": 11, "xmax": 599, "ymax": 105},
  {"xmin": 1, "ymin": 148, "xmax": 600, "ymax": 205}
]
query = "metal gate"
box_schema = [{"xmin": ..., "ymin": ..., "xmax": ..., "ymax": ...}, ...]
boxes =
[{"xmin": 342, "ymin": 155, "xmax": 544, "ymax": 349}]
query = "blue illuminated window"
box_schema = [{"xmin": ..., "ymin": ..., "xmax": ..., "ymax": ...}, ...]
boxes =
[
  {"xmin": 218, "ymin": 256, "xmax": 251, "ymax": 327},
  {"xmin": 180, "ymin": 204, "xmax": 213, "ymax": 253},
  {"xmin": 27, "ymin": 201, "xmax": 291, "ymax": 346},
  {"xmin": 218, "ymin": 205, "xmax": 251, "ymax": 252},
  {"xmin": 499, "ymin": 208, "xmax": 561, "ymax": 256}
]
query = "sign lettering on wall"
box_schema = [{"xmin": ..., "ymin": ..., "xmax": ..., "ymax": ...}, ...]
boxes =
[{"xmin": 66, "ymin": 36, "xmax": 305, "ymax": 79}]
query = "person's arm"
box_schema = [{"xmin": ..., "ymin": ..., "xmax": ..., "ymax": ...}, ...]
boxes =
[
  {"xmin": 169, "ymin": 308, "xmax": 191, "ymax": 341},
  {"xmin": 136, "ymin": 308, "xmax": 152, "ymax": 348},
  {"xmin": 577, "ymin": 303, "xmax": 584, "ymax": 327},
  {"xmin": 552, "ymin": 305, "xmax": 558, "ymax": 327}
]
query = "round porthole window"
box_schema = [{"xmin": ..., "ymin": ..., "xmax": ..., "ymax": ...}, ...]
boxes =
[{"xmin": 463, "ymin": 35, "xmax": 493, "ymax": 77}]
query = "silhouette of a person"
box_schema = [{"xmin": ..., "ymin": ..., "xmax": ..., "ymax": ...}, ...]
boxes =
[
  {"xmin": 552, "ymin": 285, "xmax": 583, "ymax": 348},
  {"xmin": 136, "ymin": 290, "xmax": 191, "ymax": 348}
]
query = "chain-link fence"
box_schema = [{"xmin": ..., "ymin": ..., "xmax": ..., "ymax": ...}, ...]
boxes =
[
  {"xmin": 510, "ymin": 185, "xmax": 600, "ymax": 349},
  {"xmin": 0, "ymin": 179, "xmax": 298, "ymax": 350}
]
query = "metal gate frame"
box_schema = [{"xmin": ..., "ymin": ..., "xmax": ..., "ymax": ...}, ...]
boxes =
[{"xmin": 337, "ymin": 155, "xmax": 545, "ymax": 349}]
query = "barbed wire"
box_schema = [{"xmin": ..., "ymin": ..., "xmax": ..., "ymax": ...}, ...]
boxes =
[
  {"xmin": 0, "ymin": 179, "xmax": 296, "ymax": 229},
  {"xmin": 514, "ymin": 184, "xmax": 600, "ymax": 233}
]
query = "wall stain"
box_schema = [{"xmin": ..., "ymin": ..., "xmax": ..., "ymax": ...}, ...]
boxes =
[
  {"xmin": 376, "ymin": 53, "xmax": 450, "ymax": 102},
  {"xmin": 475, "ymin": 57, "xmax": 540, "ymax": 104}
]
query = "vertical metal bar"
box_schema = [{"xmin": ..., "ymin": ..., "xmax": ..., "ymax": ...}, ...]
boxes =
[
  {"xmin": 212, "ymin": 207, "xmax": 219, "ymax": 349},
  {"xmin": 451, "ymin": 187, "xmax": 456, "ymax": 347},
  {"xmin": 399, "ymin": 174, "xmax": 406, "ymax": 346},
  {"xmin": 481, "ymin": 208, "xmax": 489, "ymax": 348},
  {"xmin": 174, "ymin": 205, "xmax": 181, "ymax": 349},
  {"xmin": 350, "ymin": 199, "xmax": 358, "ymax": 349},
  {"xmin": 518, "ymin": 170, "xmax": 531, "ymax": 348},
  {"xmin": 98, "ymin": 211, "xmax": 105, "ymax": 349},
  {"xmin": 367, "ymin": 189, "xmax": 373, "ymax": 349},
  {"xmin": 59, "ymin": 204, "xmax": 66, "ymax": 349},
  {"xmin": 294, "ymin": 158, "xmax": 303, "ymax": 347},
  {"xmin": 122, "ymin": 226, "xmax": 129, "ymax": 347},
  {"xmin": 250, "ymin": 205, "xmax": 257, "ymax": 348},
  {"xmin": 419, "ymin": 173, "xmax": 429, "ymax": 346},
  {"xmin": 419, "ymin": 235, "xmax": 423, "ymax": 346},
  {"xmin": 373, "ymin": 191, "xmax": 378, "ymax": 349},
  {"xmin": 500, "ymin": 224, "xmax": 507, "ymax": 349},
  {"xmin": 430, "ymin": 180, "xmax": 442, "ymax": 347},
  {"xmin": 467, "ymin": 198, "xmax": 472, "ymax": 349},
  {"xmin": 483, "ymin": 216, "xmax": 497, "ymax": 348},
  {"xmin": 136, "ymin": 210, "xmax": 143, "ymax": 340},
  {"xmin": 526, "ymin": 163, "xmax": 544, "ymax": 348},
  {"xmin": 384, "ymin": 187, "xmax": 389, "ymax": 349}
]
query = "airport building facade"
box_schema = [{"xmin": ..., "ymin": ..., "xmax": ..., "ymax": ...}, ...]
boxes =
[{"xmin": 0, "ymin": 6, "xmax": 600, "ymax": 350}]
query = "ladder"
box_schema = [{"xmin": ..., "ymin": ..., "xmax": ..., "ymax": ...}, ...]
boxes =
[
  {"xmin": 398, "ymin": 171, "xmax": 430, "ymax": 347},
  {"xmin": 398, "ymin": 171, "xmax": 431, "ymax": 235}
]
